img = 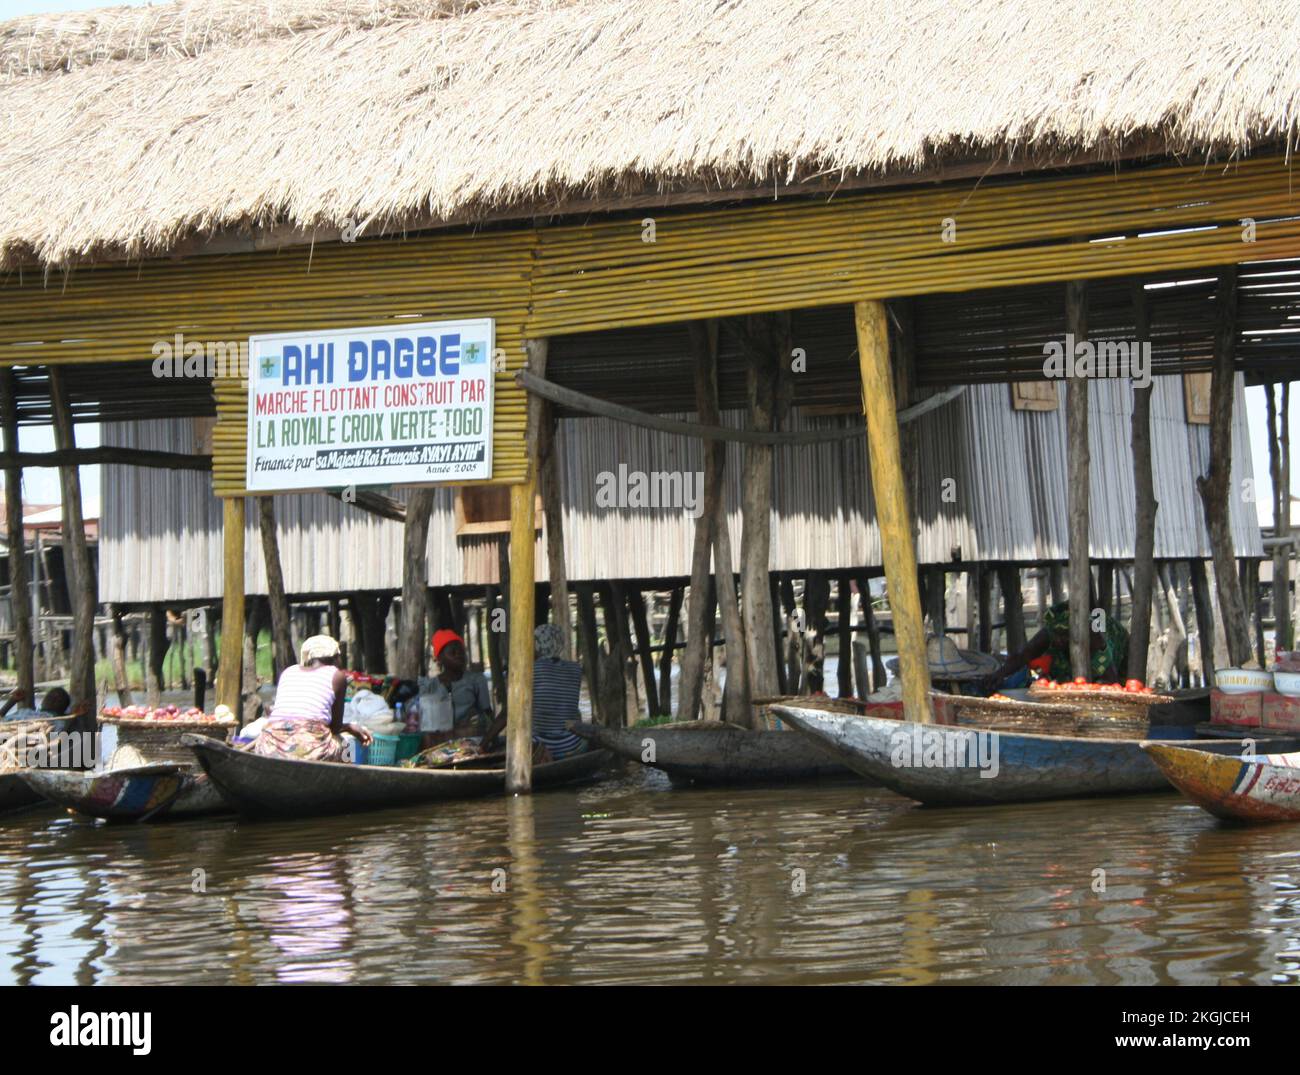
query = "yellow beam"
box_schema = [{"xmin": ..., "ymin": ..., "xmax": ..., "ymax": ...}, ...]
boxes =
[{"xmin": 855, "ymin": 300, "xmax": 932, "ymax": 723}]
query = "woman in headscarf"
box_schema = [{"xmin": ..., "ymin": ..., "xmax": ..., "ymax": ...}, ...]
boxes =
[
  {"xmin": 253, "ymin": 635, "xmax": 373, "ymax": 762},
  {"xmin": 528, "ymin": 623, "xmax": 587, "ymax": 762},
  {"xmin": 409, "ymin": 630, "xmax": 499, "ymax": 766},
  {"xmin": 982, "ymin": 601, "xmax": 1129, "ymax": 691}
]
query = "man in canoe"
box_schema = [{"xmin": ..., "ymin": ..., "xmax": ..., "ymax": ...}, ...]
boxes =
[
  {"xmin": 252, "ymin": 635, "xmax": 374, "ymax": 762},
  {"xmin": 981, "ymin": 600, "xmax": 1129, "ymax": 691}
]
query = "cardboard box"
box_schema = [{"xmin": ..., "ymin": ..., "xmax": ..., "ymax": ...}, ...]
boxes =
[
  {"xmin": 1263, "ymin": 692, "xmax": 1300, "ymax": 732},
  {"xmin": 1209, "ymin": 688, "xmax": 1262, "ymax": 727}
]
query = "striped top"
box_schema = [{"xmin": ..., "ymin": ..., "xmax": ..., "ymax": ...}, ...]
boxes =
[
  {"xmin": 272, "ymin": 663, "xmax": 338, "ymax": 724},
  {"xmin": 531, "ymin": 658, "xmax": 584, "ymax": 758}
]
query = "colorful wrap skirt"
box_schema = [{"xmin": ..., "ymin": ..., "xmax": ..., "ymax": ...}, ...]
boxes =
[{"xmin": 253, "ymin": 719, "xmax": 347, "ymax": 763}]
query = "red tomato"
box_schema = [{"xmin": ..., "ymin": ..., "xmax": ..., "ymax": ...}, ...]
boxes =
[{"xmin": 1073, "ymin": 676, "xmax": 1087, "ymax": 686}]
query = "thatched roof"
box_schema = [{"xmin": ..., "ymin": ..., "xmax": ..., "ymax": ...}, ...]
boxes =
[{"xmin": 1, "ymin": 0, "xmax": 1298, "ymax": 268}]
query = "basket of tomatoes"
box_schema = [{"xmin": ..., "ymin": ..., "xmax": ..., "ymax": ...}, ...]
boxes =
[{"xmin": 1029, "ymin": 677, "xmax": 1173, "ymax": 719}]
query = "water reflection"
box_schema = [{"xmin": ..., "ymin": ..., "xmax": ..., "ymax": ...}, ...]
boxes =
[{"xmin": 5, "ymin": 768, "xmax": 1300, "ymax": 985}]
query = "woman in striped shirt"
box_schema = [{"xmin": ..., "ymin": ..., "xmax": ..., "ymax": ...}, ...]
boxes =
[
  {"xmin": 527, "ymin": 624, "xmax": 587, "ymax": 761},
  {"xmin": 253, "ymin": 635, "xmax": 373, "ymax": 762}
]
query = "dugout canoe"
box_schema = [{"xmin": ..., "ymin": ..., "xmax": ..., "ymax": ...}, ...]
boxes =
[
  {"xmin": 775, "ymin": 706, "xmax": 1300, "ymax": 806},
  {"xmin": 184, "ymin": 735, "xmax": 612, "ymax": 818},
  {"xmin": 1142, "ymin": 743, "xmax": 1300, "ymax": 823},
  {"xmin": 19, "ymin": 764, "xmax": 228, "ymax": 821},
  {"xmin": 569, "ymin": 720, "xmax": 857, "ymax": 784}
]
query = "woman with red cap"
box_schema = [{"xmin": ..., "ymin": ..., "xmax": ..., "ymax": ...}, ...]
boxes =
[{"xmin": 418, "ymin": 629, "xmax": 501, "ymax": 759}]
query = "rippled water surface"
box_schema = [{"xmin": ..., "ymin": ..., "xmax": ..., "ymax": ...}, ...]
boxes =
[{"xmin": 4, "ymin": 761, "xmax": 1300, "ymax": 985}]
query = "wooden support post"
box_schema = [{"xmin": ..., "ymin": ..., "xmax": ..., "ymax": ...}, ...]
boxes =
[
  {"xmin": 48, "ymin": 367, "xmax": 96, "ymax": 718},
  {"xmin": 1188, "ymin": 559, "xmax": 1216, "ymax": 687},
  {"xmin": 1197, "ymin": 267, "xmax": 1254, "ymax": 669},
  {"xmin": 539, "ymin": 409, "xmax": 572, "ymax": 659},
  {"xmin": 855, "ymin": 572, "xmax": 888, "ymax": 693},
  {"xmin": 109, "ymin": 604, "xmax": 132, "ymax": 705},
  {"xmin": 0, "ymin": 370, "xmax": 32, "ymax": 701},
  {"xmin": 397, "ymin": 488, "xmax": 435, "ymax": 679},
  {"xmin": 1064, "ymin": 280, "xmax": 1092, "ymax": 679},
  {"xmin": 1128, "ymin": 281, "xmax": 1159, "ymax": 681},
  {"xmin": 626, "ymin": 587, "xmax": 660, "ymax": 716},
  {"xmin": 804, "ymin": 572, "xmax": 830, "ymax": 693},
  {"xmin": 257, "ymin": 497, "xmax": 294, "ymax": 677},
  {"xmin": 836, "ymin": 574, "xmax": 854, "ymax": 699},
  {"xmin": 1266, "ymin": 383, "xmax": 1292, "ymax": 653},
  {"xmin": 775, "ymin": 575, "xmax": 794, "ymax": 694},
  {"xmin": 998, "ymin": 567, "xmax": 1026, "ymax": 652},
  {"xmin": 506, "ymin": 338, "xmax": 547, "ymax": 794},
  {"xmin": 574, "ymin": 582, "xmax": 604, "ymax": 723},
  {"xmin": 678, "ymin": 324, "xmax": 717, "ymax": 722},
  {"xmin": 658, "ymin": 586, "xmax": 684, "ymax": 716},
  {"xmin": 734, "ymin": 315, "xmax": 784, "ymax": 700},
  {"xmin": 977, "ymin": 567, "xmax": 993, "ymax": 653},
  {"xmin": 216, "ymin": 497, "xmax": 246, "ymax": 711},
  {"xmin": 854, "ymin": 300, "xmax": 932, "ymax": 722},
  {"xmin": 147, "ymin": 605, "xmax": 167, "ymax": 708}
]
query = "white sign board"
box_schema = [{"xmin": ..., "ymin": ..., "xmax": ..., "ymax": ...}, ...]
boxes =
[{"xmin": 245, "ymin": 319, "xmax": 495, "ymax": 491}]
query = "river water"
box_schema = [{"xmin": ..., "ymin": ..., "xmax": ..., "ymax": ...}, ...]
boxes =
[{"xmin": 3, "ymin": 761, "xmax": 1300, "ymax": 985}]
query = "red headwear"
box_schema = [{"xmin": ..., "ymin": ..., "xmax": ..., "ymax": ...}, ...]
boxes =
[{"xmin": 431, "ymin": 629, "xmax": 465, "ymax": 660}]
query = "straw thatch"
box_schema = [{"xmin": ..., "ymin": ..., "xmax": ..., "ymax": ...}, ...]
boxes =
[{"xmin": 1, "ymin": 0, "xmax": 1299, "ymax": 268}]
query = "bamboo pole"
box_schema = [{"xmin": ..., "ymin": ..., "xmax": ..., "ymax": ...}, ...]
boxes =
[
  {"xmin": 216, "ymin": 496, "xmax": 246, "ymax": 711},
  {"xmin": 658, "ymin": 586, "xmax": 683, "ymax": 714},
  {"xmin": 1197, "ymin": 267, "xmax": 1254, "ymax": 669},
  {"xmin": 1065, "ymin": 280, "xmax": 1092, "ymax": 679},
  {"xmin": 0, "ymin": 369, "xmax": 32, "ymax": 701},
  {"xmin": 48, "ymin": 366, "xmax": 96, "ymax": 721},
  {"xmin": 506, "ymin": 337, "xmax": 547, "ymax": 794},
  {"xmin": 1267, "ymin": 383, "xmax": 1293, "ymax": 653},
  {"xmin": 854, "ymin": 300, "xmax": 932, "ymax": 722}
]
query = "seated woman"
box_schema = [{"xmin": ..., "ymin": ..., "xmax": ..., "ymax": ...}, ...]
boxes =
[
  {"xmin": 1, "ymin": 686, "xmax": 71, "ymax": 722},
  {"xmin": 528, "ymin": 623, "xmax": 587, "ymax": 763},
  {"xmin": 253, "ymin": 635, "xmax": 372, "ymax": 762},
  {"xmin": 984, "ymin": 600, "xmax": 1129, "ymax": 690},
  {"xmin": 413, "ymin": 630, "xmax": 498, "ymax": 765}
]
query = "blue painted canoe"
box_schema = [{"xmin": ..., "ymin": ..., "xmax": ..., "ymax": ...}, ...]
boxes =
[
  {"xmin": 20, "ymin": 764, "xmax": 228, "ymax": 821},
  {"xmin": 774, "ymin": 705, "xmax": 1300, "ymax": 806}
]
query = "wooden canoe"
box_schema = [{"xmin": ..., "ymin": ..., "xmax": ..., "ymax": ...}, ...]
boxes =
[
  {"xmin": 1142, "ymin": 743, "xmax": 1300, "ymax": 822},
  {"xmin": 19, "ymin": 764, "xmax": 228, "ymax": 821},
  {"xmin": 184, "ymin": 735, "xmax": 612, "ymax": 818},
  {"xmin": 570, "ymin": 720, "xmax": 857, "ymax": 784},
  {"xmin": 775, "ymin": 705, "xmax": 1300, "ymax": 806}
]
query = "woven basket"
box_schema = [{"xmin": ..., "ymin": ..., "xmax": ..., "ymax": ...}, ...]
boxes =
[
  {"xmin": 0, "ymin": 720, "xmax": 53, "ymax": 773},
  {"xmin": 753, "ymin": 695, "xmax": 865, "ymax": 731},
  {"xmin": 99, "ymin": 715, "xmax": 234, "ymax": 767},
  {"xmin": 1027, "ymin": 688, "xmax": 1173, "ymax": 718},
  {"xmin": 941, "ymin": 691, "xmax": 1157, "ymax": 739}
]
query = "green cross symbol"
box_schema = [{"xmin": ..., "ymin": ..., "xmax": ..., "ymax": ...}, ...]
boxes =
[
  {"xmin": 261, "ymin": 356, "xmax": 275, "ymax": 376},
  {"xmin": 464, "ymin": 343, "xmax": 481, "ymax": 362}
]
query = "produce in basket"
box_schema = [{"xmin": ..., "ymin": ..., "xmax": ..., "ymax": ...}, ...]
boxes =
[
  {"xmin": 1030, "ymin": 677, "xmax": 1157, "ymax": 696},
  {"xmin": 100, "ymin": 703, "xmax": 233, "ymax": 722}
]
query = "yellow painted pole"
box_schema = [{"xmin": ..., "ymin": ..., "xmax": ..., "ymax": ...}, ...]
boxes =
[
  {"xmin": 506, "ymin": 338, "xmax": 548, "ymax": 793},
  {"xmin": 217, "ymin": 496, "xmax": 246, "ymax": 713},
  {"xmin": 855, "ymin": 300, "xmax": 933, "ymax": 723}
]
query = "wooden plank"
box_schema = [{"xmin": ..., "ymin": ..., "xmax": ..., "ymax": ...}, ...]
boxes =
[
  {"xmin": 396, "ymin": 488, "xmax": 435, "ymax": 679},
  {"xmin": 627, "ymin": 587, "xmax": 660, "ymax": 716},
  {"xmin": 854, "ymin": 300, "xmax": 932, "ymax": 722}
]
